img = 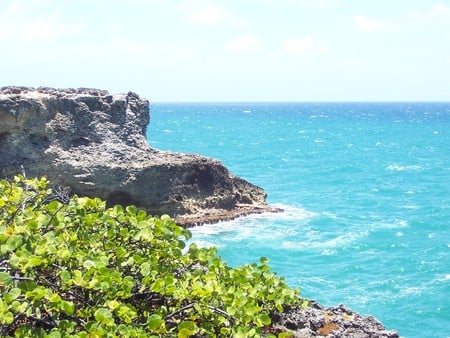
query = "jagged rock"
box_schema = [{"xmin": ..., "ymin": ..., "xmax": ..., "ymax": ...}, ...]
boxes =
[
  {"xmin": 269, "ymin": 303, "xmax": 399, "ymax": 338},
  {"xmin": 0, "ymin": 86, "xmax": 277, "ymax": 226}
]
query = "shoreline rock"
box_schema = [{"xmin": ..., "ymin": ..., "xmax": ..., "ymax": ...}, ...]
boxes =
[
  {"xmin": 0, "ymin": 86, "xmax": 271, "ymax": 227},
  {"xmin": 270, "ymin": 302, "xmax": 399, "ymax": 338}
]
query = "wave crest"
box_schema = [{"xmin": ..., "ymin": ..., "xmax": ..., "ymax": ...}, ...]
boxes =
[{"xmin": 386, "ymin": 164, "xmax": 422, "ymax": 171}]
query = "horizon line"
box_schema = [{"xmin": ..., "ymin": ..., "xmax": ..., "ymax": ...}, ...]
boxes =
[{"xmin": 151, "ymin": 100, "xmax": 450, "ymax": 104}]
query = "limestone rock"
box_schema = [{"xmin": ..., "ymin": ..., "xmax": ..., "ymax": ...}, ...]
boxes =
[
  {"xmin": 269, "ymin": 303, "xmax": 399, "ymax": 338},
  {"xmin": 0, "ymin": 86, "xmax": 276, "ymax": 226}
]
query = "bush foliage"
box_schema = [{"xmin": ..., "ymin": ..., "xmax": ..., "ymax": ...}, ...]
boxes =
[{"xmin": 0, "ymin": 175, "xmax": 306, "ymax": 337}]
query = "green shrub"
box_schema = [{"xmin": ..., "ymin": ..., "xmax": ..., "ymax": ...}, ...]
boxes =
[{"xmin": 0, "ymin": 175, "xmax": 306, "ymax": 337}]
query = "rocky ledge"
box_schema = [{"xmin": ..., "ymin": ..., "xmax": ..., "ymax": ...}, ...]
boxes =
[
  {"xmin": 270, "ymin": 303, "xmax": 399, "ymax": 338},
  {"xmin": 0, "ymin": 86, "xmax": 278, "ymax": 227}
]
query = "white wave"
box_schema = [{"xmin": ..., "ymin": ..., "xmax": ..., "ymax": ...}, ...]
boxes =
[
  {"xmin": 377, "ymin": 219, "xmax": 409, "ymax": 229},
  {"xmin": 430, "ymin": 274, "xmax": 450, "ymax": 286},
  {"xmin": 190, "ymin": 240, "xmax": 222, "ymax": 249},
  {"xmin": 386, "ymin": 164, "xmax": 422, "ymax": 171},
  {"xmin": 281, "ymin": 231, "xmax": 367, "ymax": 253},
  {"xmin": 269, "ymin": 203, "xmax": 317, "ymax": 220},
  {"xmin": 322, "ymin": 211, "xmax": 338, "ymax": 219},
  {"xmin": 401, "ymin": 204, "xmax": 419, "ymax": 209},
  {"xmin": 188, "ymin": 204, "xmax": 316, "ymax": 238},
  {"xmin": 401, "ymin": 287, "xmax": 423, "ymax": 295}
]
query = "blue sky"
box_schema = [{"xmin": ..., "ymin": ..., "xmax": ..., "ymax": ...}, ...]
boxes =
[{"xmin": 1, "ymin": 0, "xmax": 450, "ymax": 101}]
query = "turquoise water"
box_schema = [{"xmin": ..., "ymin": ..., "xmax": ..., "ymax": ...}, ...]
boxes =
[{"xmin": 147, "ymin": 103, "xmax": 450, "ymax": 338}]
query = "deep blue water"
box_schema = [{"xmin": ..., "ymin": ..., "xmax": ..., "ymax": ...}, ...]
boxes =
[{"xmin": 147, "ymin": 103, "xmax": 450, "ymax": 338}]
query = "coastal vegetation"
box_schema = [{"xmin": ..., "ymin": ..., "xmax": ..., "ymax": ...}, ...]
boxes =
[{"xmin": 0, "ymin": 175, "xmax": 305, "ymax": 337}]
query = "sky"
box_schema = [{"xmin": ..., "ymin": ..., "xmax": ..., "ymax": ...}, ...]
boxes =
[{"xmin": 1, "ymin": 0, "xmax": 450, "ymax": 102}]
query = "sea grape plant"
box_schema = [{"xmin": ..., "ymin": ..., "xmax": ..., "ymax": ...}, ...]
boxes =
[{"xmin": 0, "ymin": 175, "xmax": 306, "ymax": 337}]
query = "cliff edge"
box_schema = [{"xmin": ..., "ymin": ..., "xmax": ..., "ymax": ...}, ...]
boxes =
[{"xmin": 0, "ymin": 86, "xmax": 275, "ymax": 226}]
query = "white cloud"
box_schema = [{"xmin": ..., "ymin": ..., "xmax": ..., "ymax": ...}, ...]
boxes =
[
  {"xmin": 226, "ymin": 34, "xmax": 261, "ymax": 52},
  {"xmin": 21, "ymin": 16, "xmax": 83, "ymax": 41},
  {"xmin": 288, "ymin": 0, "xmax": 342, "ymax": 8},
  {"xmin": 431, "ymin": 3, "xmax": 450, "ymax": 17},
  {"xmin": 0, "ymin": 3, "xmax": 83, "ymax": 42},
  {"xmin": 284, "ymin": 37, "xmax": 325, "ymax": 55},
  {"xmin": 179, "ymin": 1, "xmax": 248, "ymax": 27},
  {"xmin": 186, "ymin": 5, "xmax": 229, "ymax": 24},
  {"xmin": 408, "ymin": 3, "xmax": 450, "ymax": 21},
  {"xmin": 354, "ymin": 15, "xmax": 400, "ymax": 33},
  {"xmin": 177, "ymin": 0, "xmax": 233, "ymax": 25}
]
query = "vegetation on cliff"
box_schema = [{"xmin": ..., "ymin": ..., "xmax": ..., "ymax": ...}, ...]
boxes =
[{"xmin": 0, "ymin": 175, "xmax": 305, "ymax": 337}]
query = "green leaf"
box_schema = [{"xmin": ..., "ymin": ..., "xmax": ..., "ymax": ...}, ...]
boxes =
[
  {"xmin": 94, "ymin": 308, "xmax": 114, "ymax": 326},
  {"xmin": 6, "ymin": 234, "xmax": 22, "ymax": 252},
  {"xmin": 0, "ymin": 272, "xmax": 12, "ymax": 286},
  {"xmin": 245, "ymin": 305, "xmax": 260, "ymax": 316},
  {"xmin": 107, "ymin": 300, "xmax": 120, "ymax": 310},
  {"xmin": 136, "ymin": 227, "xmax": 154, "ymax": 242},
  {"xmin": 83, "ymin": 259, "xmax": 96, "ymax": 269},
  {"xmin": 59, "ymin": 270, "xmax": 71, "ymax": 283},
  {"xmin": 1, "ymin": 311, "xmax": 14, "ymax": 325},
  {"xmin": 49, "ymin": 293, "xmax": 62, "ymax": 303},
  {"xmin": 255, "ymin": 313, "xmax": 272, "ymax": 327},
  {"xmin": 140, "ymin": 262, "xmax": 151, "ymax": 276},
  {"xmin": 7, "ymin": 287, "xmax": 21, "ymax": 302},
  {"xmin": 48, "ymin": 331, "xmax": 61, "ymax": 338},
  {"xmin": 178, "ymin": 321, "xmax": 199, "ymax": 337},
  {"xmin": 25, "ymin": 255, "xmax": 43, "ymax": 269},
  {"xmin": 61, "ymin": 300, "xmax": 75, "ymax": 315},
  {"xmin": 147, "ymin": 314, "xmax": 165, "ymax": 332}
]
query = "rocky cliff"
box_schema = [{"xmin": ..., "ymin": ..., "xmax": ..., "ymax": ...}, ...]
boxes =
[{"xmin": 0, "ymin": 86, "xmax": 275, "ymax": 226}]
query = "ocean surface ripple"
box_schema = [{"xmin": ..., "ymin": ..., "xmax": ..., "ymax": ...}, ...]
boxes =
[{"xmin": 148, "ymin": 102, "xmax": 450, "ymax": 338}]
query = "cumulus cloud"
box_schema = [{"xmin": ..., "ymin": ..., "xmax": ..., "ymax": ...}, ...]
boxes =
[
  {"xmin": 284, "ymin": 36, "xmax": 325, "ymax": 55},
  {"xmin": 288, "ymin": 0, "xmax": 342, "ymax": 8},
  {"xmin": 0, "ymin": 1, "xmax": 83, "ymax": 42},
  {"xmin": 408, "ymin": 3, "xmax": 450, "ymax": 21},
  {"xmin": 23, "ymin": 16, "xmax": 83, "ymax": 40},
  {"xmin": 226, "ymin": 34, "xmax": 261, "ymax": 52},
  {"xmin": 178, "ymin": 0, "xmax": 234, "ymax": 25},
  {"xmin": 187, "ymin": 5, "xmax": 229, "ymax": 24},
  {"xmin": 354, "ymin": 15, "xmax": 400, "ymax": 32},
  {"xmin": 431, "ymin": 3, "xmax": 450, "ymax": 17}
]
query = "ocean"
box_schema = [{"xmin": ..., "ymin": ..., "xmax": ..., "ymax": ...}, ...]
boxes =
[{"xmin": 147, "ymin": 102, "xmax": 450, "ymax": 338}]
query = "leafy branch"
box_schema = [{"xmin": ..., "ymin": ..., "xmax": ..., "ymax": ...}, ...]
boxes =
[{"xmin": 0, "ymin": 175, "xmax": 305, "ymax": 337}]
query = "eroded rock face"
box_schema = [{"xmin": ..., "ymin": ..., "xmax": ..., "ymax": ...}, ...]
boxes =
[
  {"xmin": 0, "ymin": 86, "xmax": 274, "ymax": 226},
  {"xmin": 270, "ymin": 303, "xmax": 399, "ymax": 338}
]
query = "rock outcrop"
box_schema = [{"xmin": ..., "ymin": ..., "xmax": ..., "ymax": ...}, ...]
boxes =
[
  {"xmin": 270, "ymin": 303, "xmax": 399, "ymax": 338},
  {"xmin": 0, "ymin": 86, "xmax": 275, "ymax": 226}
]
